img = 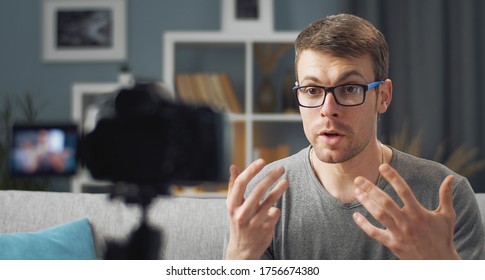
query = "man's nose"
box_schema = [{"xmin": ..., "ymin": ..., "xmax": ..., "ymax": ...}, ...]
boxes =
[{"xmin": 320, "ymin": 92, "xmax": 339, "ymax": 117}]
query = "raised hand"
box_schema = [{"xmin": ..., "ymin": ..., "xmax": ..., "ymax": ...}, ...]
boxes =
[
  {"xmin": 225, "ymin": 159, "xmax": 288, "ymax": 259},
  {"xmin": 353, "ymin": 164, "xmax": 460, "ymax": 259}
]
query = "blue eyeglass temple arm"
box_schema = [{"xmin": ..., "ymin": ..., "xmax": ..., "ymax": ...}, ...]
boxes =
[{"xmin": 367, "ymin": 81, "xmax": 384, "ymax": 90}]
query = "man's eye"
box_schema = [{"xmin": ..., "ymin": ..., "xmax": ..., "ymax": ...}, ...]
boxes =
[
  {"xmin": 341, "ymin": 85, "xmax": 361, "ymax": 94},
  {"xmin": 343, "ymin": 85, "xmax": 358, "ymax": 93},
  {"xmin": 304, "ymin": 87, "xmax": 322, "ymax": 95}
]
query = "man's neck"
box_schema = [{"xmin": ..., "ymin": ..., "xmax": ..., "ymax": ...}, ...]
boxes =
[{"xmin": 310, "ymin": 141, "xmax": 388, "ymax": 203}]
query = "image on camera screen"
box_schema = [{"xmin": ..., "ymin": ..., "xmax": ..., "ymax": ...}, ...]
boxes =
[{"xmin": 10, "ymin": 124, "xmax": 78, "ymax": 176}]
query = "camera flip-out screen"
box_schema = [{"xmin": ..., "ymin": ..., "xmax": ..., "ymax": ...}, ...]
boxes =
[{"xmin": 10, "ymin": 124, "xmax": 78, "ymax": 176}]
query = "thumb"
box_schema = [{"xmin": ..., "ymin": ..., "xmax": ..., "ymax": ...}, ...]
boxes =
[{"xmin": 437, "ymin": 175, "xmax": 455, "ymax": 216}]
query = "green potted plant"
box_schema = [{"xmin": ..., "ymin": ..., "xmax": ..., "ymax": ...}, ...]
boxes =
[{"xmin": 0, "ymin": 92, "xmax": 50, "ymax": 190}]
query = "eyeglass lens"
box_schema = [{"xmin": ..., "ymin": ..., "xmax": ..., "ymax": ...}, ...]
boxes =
[{"xmin": 296, "ymin": 84, "xmax": 366, "ymax": 107}]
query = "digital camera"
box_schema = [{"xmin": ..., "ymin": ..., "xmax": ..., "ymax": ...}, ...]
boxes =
[{"xmin": 10, "ymin": 82, "xmax": 232, "ymax": 188}]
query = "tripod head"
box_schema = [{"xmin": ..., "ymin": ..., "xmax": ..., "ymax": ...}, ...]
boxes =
[{"xmin": 104, "ymin": 183, "xmax": 168, "ymax": 260}]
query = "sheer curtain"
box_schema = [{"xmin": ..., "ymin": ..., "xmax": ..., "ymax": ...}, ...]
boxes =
[{"xmin": 347, "ymin": 0, "xmax": 485, "ymax": 192}]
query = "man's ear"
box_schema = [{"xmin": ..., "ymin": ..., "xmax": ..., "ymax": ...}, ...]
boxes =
[{"xmin": 378, "ymin": 79, "xmax": 392, "ymax": 113}]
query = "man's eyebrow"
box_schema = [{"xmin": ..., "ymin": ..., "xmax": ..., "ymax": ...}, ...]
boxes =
[
  {"xmin": 335, "ymin": 70, "xmax": 366, "ymax": 84},
  {"xmin": 299, "ymin": 70, "xmax": 366, "ymax": 86},
  {"xmin": 299, "ymin": 75, "xmax": 321, "ymax": 84}
]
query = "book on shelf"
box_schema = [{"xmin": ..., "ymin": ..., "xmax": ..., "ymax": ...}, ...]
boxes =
[
  {"xmin": 175, "ymin": 72, "xmax": 242, "ymax": 113},
  {"xmin": 254, "ymin": 145, "xmax": 290, "ymax": 163},
  {"xmin": 208, "ymin": 73, "xmax": 231, "ymax": 111},
  {"xmin": 175, "ymin": 73, "xmax": 196, "ymax": 103},
  {"xmin": 193, "ymin": 73, "xmax": 212, "ymax": 105},
  {"xmin": 218, "ymin": 73, "xmax": 242, "ymax": 113}
]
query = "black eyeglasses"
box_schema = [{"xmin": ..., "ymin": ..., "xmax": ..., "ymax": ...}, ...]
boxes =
[{"xmin": 292, "ymin": 81, "xmax": 383, "ymax": 108}]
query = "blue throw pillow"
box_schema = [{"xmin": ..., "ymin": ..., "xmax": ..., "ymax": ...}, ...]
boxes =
[{"xmin": 0, "ymin": 218, "xmax": 96, "ymax": 260}]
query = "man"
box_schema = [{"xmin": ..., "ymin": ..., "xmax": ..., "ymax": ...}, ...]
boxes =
[{"xmin": 224, "ymin": 14, "xmax": 485, "ymax": 260}]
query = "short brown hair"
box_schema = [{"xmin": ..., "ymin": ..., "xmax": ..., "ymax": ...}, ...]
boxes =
[{"xmin": 295, "ymin": 14, "xmax": 389, "ymax": 81}]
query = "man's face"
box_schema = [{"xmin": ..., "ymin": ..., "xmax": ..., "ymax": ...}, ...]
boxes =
[{"xmin": 296, "ymin": 49, "xmax": 389, "ymax": 164}]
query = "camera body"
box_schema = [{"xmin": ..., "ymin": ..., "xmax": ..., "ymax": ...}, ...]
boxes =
[{"xmin": 10, "ymin": 82, "xmax": 231, "ymax": 188}]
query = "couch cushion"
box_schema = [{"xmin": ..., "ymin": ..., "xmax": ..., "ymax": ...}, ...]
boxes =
[
  {"xmin": 149, "ymin": 196, "xmax": 228, "ymax": 259},
  {"xmin": 0, "ymin": 218, "xmax": 96, "ymax": 260}
]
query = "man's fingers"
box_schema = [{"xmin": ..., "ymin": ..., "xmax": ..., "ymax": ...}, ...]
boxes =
[
  {"xmin": 226, "ymin": 159, "xmax": 265, "ymax": 210},
  {"xmin": 226, "ymin": 159, "xmax": 287, "ymax": 230},
  {"xmin": 265, "ymin": 207, "xmax": 282, "ymax": 227},
  {"xmin": 226, "ymin": 164, "xmax": 241, "ymax": 208},
  {"xmin": 227, "ymin": 164, "xmax": 239, "ymax": 195},
  {"xmin": 354, "ymin": 176, "xmax": 399, "ymax": 232},
  {"xmin": 267, "ymin": 207, "xmax": 282, "ymax": 221},
  {"xmin": 438, "ymin": 175, "xmax": 455, "ymax": 216},
  {"xmin": 243, "ymin": 165, "xmax": 286, "ymax": 213},
  {"xmin": 379, "ymin": 164, "xmax": 421, "ymax": 210},
  {"xmin": 258, "ymin": 179, "xmax": 288, "ymax": 216},
  {"xmin": 353, "ymin": 212, "xmax": 388, "ymax": 244}
]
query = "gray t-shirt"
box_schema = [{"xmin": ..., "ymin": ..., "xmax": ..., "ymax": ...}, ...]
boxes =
[{"xmin": 228, "ymin": 145, "xmax": 485, "ymax": 259}]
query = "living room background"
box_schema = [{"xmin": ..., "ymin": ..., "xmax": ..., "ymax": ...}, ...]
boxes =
[{"xmin": 0, "ymin": 0, "xmax": 484, "ymax": 192}]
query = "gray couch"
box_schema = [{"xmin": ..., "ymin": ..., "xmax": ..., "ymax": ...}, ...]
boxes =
[
  {"xmin": 0, "ymin": 190, "xmax": 228, "ymax": 259},
  {"xmin": 0, "ymin": 190, "xmax": 484, "ymax": 259}
]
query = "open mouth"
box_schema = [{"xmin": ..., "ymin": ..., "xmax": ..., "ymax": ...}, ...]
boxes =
[
  {"xmin": 320, "ymin": 131, "xmax": 344, "ymax": 145},
  {"xmin": 323, "ymin": 132, "xmax": 341, "ymax": 137},
  {"xmin": 322, "ymin": 130, "xmax": 344, "ymax": 137}
]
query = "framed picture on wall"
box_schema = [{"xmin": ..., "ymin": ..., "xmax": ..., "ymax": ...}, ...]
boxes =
[
  {"xmin": 42, "ymin": 0, "xmax": 126, "ymax": 62},
  {"xmin": 221, "ymin": 0, "xmax": 274, "ymax": 34}
]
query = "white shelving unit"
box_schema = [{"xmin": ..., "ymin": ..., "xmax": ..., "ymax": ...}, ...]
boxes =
[
  {"xmin": 70, "ymin": 82, "xmax": 121, "ymax": 193},
  {"xmin": 163, "ymin": 31, "xmax": 303, "ymax": 167}
]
